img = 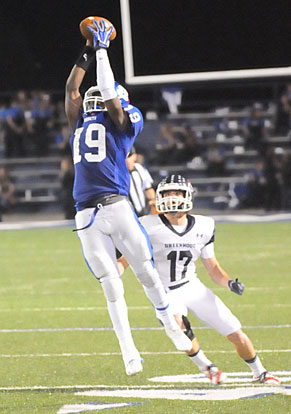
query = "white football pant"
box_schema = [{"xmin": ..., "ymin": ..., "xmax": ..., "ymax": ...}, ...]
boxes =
[{"xmin": 75, "ymin": 199, "xmax": 176, "ymax": 362}]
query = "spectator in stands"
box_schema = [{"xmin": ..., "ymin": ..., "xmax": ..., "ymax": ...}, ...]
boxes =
[
  {"xmin": 126, "ymin": 146, "xmax": 156, "ymax": 216},
  {"xmin": 0, "ymin": 167, "xmax": 16, "ymax": 221},
  {"xmin": 0, "ymin": 100, "xmax": 6, "ymax": 153},
  {"xmin": 55, "ymin": 124, "xmax": 71, "ymax": 149},
  {"xmin": 25, "ymin": 91, "xmax": 55, "ymax": 156},
  {"xmin": 241, "ymin": 103, "xmax": 267, "ymax": 155},
  {"xmin": 206, "ymin": 142, "xmax": 226, "ymax": 177},
  {"xmin": 60, "ymin": 146, "xmax": 75, "ymax": 220},
  {"xmin": 154, "ymin": 123, "xmax": 177, "ymax": 165},
  {"xmin": 264, "ymin": 147, "xmax": 283, "ymax": 211},
  {"xmin": 54, "ymin": 98, "xmax": 67, "ymax": 127},
  {"xmin": 174, "ymin": 124, "xmax": 201, "ymax": 163},
  {"xmin": 59, "ymin": 124, "xmax": 75, "ymax": 219},
  {"xmin": 244, "ymin": 159, "xmax": 266, "ymax": 208},
  {"xmin": 230, "ymin": 159, "xmax": 268, "ymax": 210},
  {"xmin": 274, "ymin": 82, "xmax": 291, "ymax": 136},
  {"xmin": 3, "ymin": 91, "xmax": 27, "ymax": 157},
  {"xmin": 214, "ymin": 117, "xmax": 232, "ymax": 138}
]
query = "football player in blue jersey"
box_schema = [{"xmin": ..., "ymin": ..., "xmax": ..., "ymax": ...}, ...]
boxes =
[
  {"xmin": 64, "ymin": 19, "xmax": 192, "ymax": 376},
  {"xmin": 118, "ymin": 175, "xmax": 280, "ymax": 385}
]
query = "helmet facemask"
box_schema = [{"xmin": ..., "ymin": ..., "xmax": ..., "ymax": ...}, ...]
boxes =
[{"xmin": 83, "ymin": 86, "xmax": 106, "ymax": 114}]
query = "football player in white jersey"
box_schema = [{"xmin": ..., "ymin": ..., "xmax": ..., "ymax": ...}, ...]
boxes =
[
  {"xmin": 118, "ymin": 174, "xmax": 280, "ymax": 384},
  {"xmin": 64, "ymin": 21, "xmax": 192, "ymax": 376}
]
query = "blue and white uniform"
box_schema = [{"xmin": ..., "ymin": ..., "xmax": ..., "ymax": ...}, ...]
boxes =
[
  {"xmin": 65, "ymin": 42, "xmax": 192, "ymax": 374},
  {"xmin": 71, "ymin": 105, "xmax": 159, "ymax": 281},
  {"xmin": 71, "ymin": 105, "xmax": 143, "ymax": 210}
]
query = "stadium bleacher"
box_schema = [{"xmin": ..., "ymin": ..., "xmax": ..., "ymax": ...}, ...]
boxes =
[
  {"xmin": 1, "ymin": 156, "xmax": 61, "ymax": 207},
  {"xmin": 1, "ymin": 82, "xmax": 290, "ymax": 214}
]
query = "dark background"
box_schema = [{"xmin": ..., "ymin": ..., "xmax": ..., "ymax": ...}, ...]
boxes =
[
  {"xmin": 0, "ymin": 0, "xmax": 290, "ymax": 92},
  {"xmin": 131, "ymin": 0, "xmax": 291, "ymax": 76},
  {"xmin": 0, "ymin": 0, "xmax": 123, "ymax": 91}
]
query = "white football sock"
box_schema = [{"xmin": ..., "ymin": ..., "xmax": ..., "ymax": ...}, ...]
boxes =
[
  {"xmin": 189, "ymin": 349, "xmax": 213, "ymax": 372},
  {"xmin": 245, "ymin": 355, "xmax": 266, "ymax": 377},
  {"xmin": 107, "ymin": 297, "xmax": 140, "ymax": 364}
]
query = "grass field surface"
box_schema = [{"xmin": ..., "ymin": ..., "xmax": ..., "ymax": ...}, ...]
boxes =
[{"xmin": 0, "ymin": 221, "xmax": 290, "ymax": 413}]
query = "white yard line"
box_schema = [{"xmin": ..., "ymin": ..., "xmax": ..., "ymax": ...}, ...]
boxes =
[
  {"xmin": 0, "ymin": 286, "xmax": 289, "ymax": 294},
  {"xmin": 0, "ymin": 303, "xmax": 290, "ymax": 312},
  {"xmin": 0, "ymin": 305, "xmax": 174, "ymax": 312},
  {"xmin": 0, "ymin": 384, "xmax": 175, "ymax": 391},
  {"xmin": 0, "ymin": 349, "xmax": 290, "ymax": 358},
  {"xmin": 0, "ymin": 371, "xmax": 291, "ymax": 392},
  {"xmin": 1, "ymin": 213, "xmax": 291, "ymax": 232},
  {"xmin": 0, "ymin": 324, "xmax": 290, "ymax": 333}
]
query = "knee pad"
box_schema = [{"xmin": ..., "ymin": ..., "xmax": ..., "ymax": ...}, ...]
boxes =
[
  {"xmin": 135, "ymin": 261, "xmax": 159, "ymax": 288},
  {"xmin": 182, "ymin": 315, "xmax": 195, "ymax": 341},
  {"xmin": 101, "ymin": 276, "xmax": 124, "ymax": 302}
]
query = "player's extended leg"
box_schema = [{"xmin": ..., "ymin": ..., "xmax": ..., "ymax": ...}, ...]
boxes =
[
  {"xmin": 75, "ymin": 208, "xmax": 142, "ymax": 376},
  {"xmin": 102, "ymin": 275, "xmax": 143, "ymax": 376},
  {"xmin": 227, "ymin": 329, "xmax": 280, "ymax": 384},
  {"xmin": 227, "ymin": 329, "xmax": 256, "ymax": 360},
  {"xmin": 111, "ymin": 201, "xmax": 192, "ymax": 352},
  {"xmin": 128, "ymin": 260, "xmax": 192, "ymax": 352},
  {"xmin": 180, "ymin": 279, "xmax": 279, "ymax": 385},
  {"xmin": 176, "ymin": 314, "xmax": 226, "ymax": 385}
]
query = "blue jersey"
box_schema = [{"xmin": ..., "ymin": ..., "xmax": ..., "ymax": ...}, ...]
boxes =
[{"xmin": 70, "ymin": 105, "xmax": 143, "ymax": 211}]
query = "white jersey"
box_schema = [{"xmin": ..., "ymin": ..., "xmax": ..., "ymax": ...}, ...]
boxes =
[
  {"xmin": 139, "ymin": 214, "xmax": 215, "ymax": 290},
  {"xmin": 139, "ymin": 213, "xmax": 241, "ymax": 336}
]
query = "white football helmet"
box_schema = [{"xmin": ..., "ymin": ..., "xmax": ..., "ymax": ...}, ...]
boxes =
[
  {"xmin": 83, "ymin": 86, "xmax": 106, "ymax": 114},
  {"xmin": 156, "ymin": 175, "xmax": 193, "ymax": 213}
]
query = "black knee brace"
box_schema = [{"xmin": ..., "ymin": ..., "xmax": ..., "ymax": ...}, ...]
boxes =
[{"xmin": 182, "ymin": 315, "xmax": 195, "ymax": 341}]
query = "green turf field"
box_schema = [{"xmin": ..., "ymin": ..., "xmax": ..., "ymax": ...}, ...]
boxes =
[{"xmin": 0, "ymin": 221, "xmax": 290, "ymax": 413}]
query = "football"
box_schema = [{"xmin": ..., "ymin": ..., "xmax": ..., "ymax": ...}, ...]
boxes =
[{"xmin": 79, "ymin": 16, "xmax": 116, "ymax": 46}]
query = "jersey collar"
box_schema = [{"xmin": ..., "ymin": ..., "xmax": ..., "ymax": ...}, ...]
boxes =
[{"xmin": 159, "ymin": 214, "xmax": 195, "ymax": 237}]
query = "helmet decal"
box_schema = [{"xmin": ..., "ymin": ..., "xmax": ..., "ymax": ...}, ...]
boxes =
[{"xmin": 115, "ymin": 82, "xmax": 130, "ymax": 108}]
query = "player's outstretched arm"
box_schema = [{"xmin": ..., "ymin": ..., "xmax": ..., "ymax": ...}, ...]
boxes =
[
  {"xmin": 96, "ymin": 47, "xmax": 128, "ymax": 130},
  {"xmin": 65, "ymin": 65, "xmax": 86, "ymax": 130},
  {"xmin": 65, "ymin": 41, "xmax": 95, "ymax": 130},
  {"xmin": 89, "ymin": 20, "xmax": 128, "ymax": 130}
]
